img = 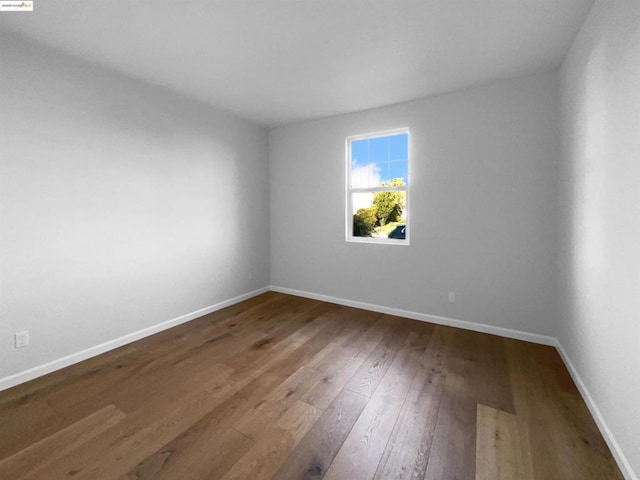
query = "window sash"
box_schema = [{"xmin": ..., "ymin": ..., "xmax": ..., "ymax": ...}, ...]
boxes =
[
  {"xmin": 346, "ymin": 128, "xmax": 409, "ymax": 244},
  {"xmin": 349, "ymin": 186, "xmax": 406, "ymax": 194}
]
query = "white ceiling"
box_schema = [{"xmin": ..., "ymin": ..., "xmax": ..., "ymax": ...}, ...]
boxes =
[{"xmin": 1, "ymin": 0, "xmax": 594, "ymax": 127}]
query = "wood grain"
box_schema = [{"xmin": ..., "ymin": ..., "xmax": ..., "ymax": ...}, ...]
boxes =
[
  {"xmin": 220, "ymin": 400, "xmax": 321, "ymax": 480},
  {"xmin": 323, "ymin": 331, "xmax": 428, "ymax": 480},
  {"xmin": 373, "ymin": 325, "xmax": 455, "ymax": 480},
  {"xmin": 0, "ymin": 293, "xmax": 624, "ymax": 479},
  {"xmin": 272, "ymin": 389, "xmax": 368, "ymax": 480},
  {"xmin": 475, "ymin": 404, "xmax": 534, "ymax": 480},
  {"xmin": 0, "ymin": 405, "xmax": 125, "ymax": 480}
]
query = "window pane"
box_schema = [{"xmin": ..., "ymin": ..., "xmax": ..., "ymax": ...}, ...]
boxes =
[
  {"xmin": 389, "ymin": 133, "xmax": 408, "ymax": 160},
  {"xmin": 352, "ymin": 191, "xmax": 407, "ymax": 239},
  {"xmin": 369, "ymin": 136, "xmax": 388, "ymax": 162},
  {"xmin": 351, "ymin": 139, "xmax": 368, "ymax": 164},
  {"xmin": 388, "ymin": 160, "xmax": 408, "ymax": 184},
  {"xmin": 351, "ymin": 161, "xmax": 382, "ymax": 188},
  {"xmin": 374, "ymin": 160, "xmax": 390, "ymax": 185},
  {"xmin": 352, "ymin": 192, "xmax": 375, "ymax": 237},
  {"xmin": 352, "ymin": 192, "xmax": 374, "ymax": 212}
]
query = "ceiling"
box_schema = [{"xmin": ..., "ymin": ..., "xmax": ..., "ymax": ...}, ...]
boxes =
[{"xmin": 0, "ymin": 0, "xmax": 594, "ymax": 127}]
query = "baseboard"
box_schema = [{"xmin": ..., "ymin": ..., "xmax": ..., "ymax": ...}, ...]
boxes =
[
  {"xmin": 270, "ymin": 285, "xmax": 556, "ymax": 346},
  {"xmin": 0, "ymin": 286, "xmax": 270, "ymax": 392},
  {"xmin": 555, "ymin": 342, "xmax": 638, "ymax": 480}
]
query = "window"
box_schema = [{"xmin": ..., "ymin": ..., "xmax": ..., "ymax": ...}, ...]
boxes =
[{"xmin": 346, "ymin": 128, "xmax": 409, "ymax": 244}]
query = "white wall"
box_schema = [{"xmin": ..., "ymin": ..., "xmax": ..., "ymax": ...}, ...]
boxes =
[
  {"xmin": 559, "ymin": 1, "xmax": 640, "ymax": 478},
  {"xmin": 0, "ymin": 32, "xmax": 270, "ymax": 381},
  {"xmin": 270, "ymin": 71, "xmax": 560, "ymax": 336}
]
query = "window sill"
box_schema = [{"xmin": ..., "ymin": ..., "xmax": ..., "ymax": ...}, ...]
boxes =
[{"xmin": 346, "ymin": 237, "xmax": 410, "ymax": 246}]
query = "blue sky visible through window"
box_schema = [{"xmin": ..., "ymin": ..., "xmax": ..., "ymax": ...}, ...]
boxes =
[{"xmin": 350, "ymin": 133, "xmax": 408, "ymax": 188}]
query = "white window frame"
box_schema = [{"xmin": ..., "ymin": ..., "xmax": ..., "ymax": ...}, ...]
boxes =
[{"xmin": 345, "ymin": 127, "xmax": 410, "ymax": 245}]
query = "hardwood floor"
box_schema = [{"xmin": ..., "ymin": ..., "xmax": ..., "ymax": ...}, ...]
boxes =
[{"xmin": 0, "ymin": 292, "xmax": 624, "ymax": 479}]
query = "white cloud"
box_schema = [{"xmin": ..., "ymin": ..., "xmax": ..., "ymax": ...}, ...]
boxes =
[{"xmin": 351, "ymin": 162, "xmax": 381, "ymax": 189}]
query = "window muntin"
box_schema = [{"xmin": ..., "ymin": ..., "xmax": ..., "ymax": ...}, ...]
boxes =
[{"xmin": 346, "ymin": 129, "xmax": 409, "ymax": 244}]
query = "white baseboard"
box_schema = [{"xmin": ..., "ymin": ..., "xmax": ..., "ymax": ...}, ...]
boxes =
[
  {"xmin": 271, "ymin": 284, "xmax": 637, "ymax": 480},
  {"xmin": 555, "ymin": 342, "xmax": 638, "ymax": 480},
  {"xmin": 0, "ymin": 287, "xmax": 270, "ymax": 392},
  {"xmin": 270, "ymin": 285, "xmax": 556, "ymax": 346}
]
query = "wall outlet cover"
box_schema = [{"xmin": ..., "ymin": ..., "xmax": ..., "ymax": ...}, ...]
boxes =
[{"xmin": 15, "ymin": 331, "xmax": 29, "ymax": 348}]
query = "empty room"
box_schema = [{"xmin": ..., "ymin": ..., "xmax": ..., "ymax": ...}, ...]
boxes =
[{"xmin": 0, "ymin": 1, "xmax": 638, "ymax": 479}]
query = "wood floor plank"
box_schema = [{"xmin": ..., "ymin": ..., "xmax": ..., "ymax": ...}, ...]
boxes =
[
  {"xmin": 43, "ymin": 348, "xmax": 155, "ymax": 417},
  {"xmin": 0, "ymin": 294, "xmax": 625, "ymax": 480},
  {"xmin": 343, "ymin": 315, "xmax": 413, "ymax": 399},
  {"xmin": 271, "ymin": 389, "xmax": 368, "ymax": 480},
  {"xmin": 303, "ymin": 314, "xmax": 392, "ymax": 409},
  {"xmin": 0, "ymin": 404, "xmax": 126, "ymax": 480},
  {"xmin": 0, "ymin": 345, "xmax": 140, "ymax": 413},
  {"xmin": 323, "ymin": 331, "xmax": 427, "ymax": 480},
  {"xmin": 1, "ymin": 293, "xmax": 283, "ymax": 418},
  {"xmin": 504, "ymin": 338, "xmax": 624, "ymax": 480},
  {"xmin": 507, "ymin": 345, "xmax": 569, "ymax": 479},
  {"xmin": 122, "ymin": 371, "xmax": 280, "ymax": 479},
  {"xmin": 0, "ymin": 398, "xmax": 65, "ymax": 460},
  {"xmin": 160, "ymin": 296, "xmax": 317, "ymax": 372},
  {"xmin": 475, "ymin": 404, "xmax": 534, "ymax": 480},
  {"xmin": 223, "ymin": 301, "xmax": 339, "ymax": 372},
  {"xmin": 552, "ymin": 391, "xmax": 625, "ymax": 479},
  {"xmin": 233, "ymin": 366, "xmax": 322, "ymax": 441},
  {"xmin": 122, "ymin": 371, "xmax": 282, "ymax": 480},
  {"xmin": 37, "ymin": 294, "xmax": 284, "ymax": 420},
  {"xmin": 126, "ymin": 426, "xmax": 254, "ymax": 480},
  {"xmin": 16, "ymin": 364, "xmax": 236, "ymax": 480},
  {"xmin": 220, "ymin": 400, "xmax": 322, "ymax": 480},
  {"xmin": 304, "ymin": 307, "xmax": 384, "ymax": 371},
  {"xmin": 423, "ymin": 330, "xmax": 479, "ymax": 480},
  {"xmin": 110, "ymin": 331, "xmax": 267, "ymax": 414},
  {"xmin": 373, "ymin": 325, "xmax": 455, "ymax": 480},
  {"xmin": 448, "ymin": 329, "xmax": 515, "ymax": 414},
  {"xmin": 121, "ymin": 313, "xmax": 344, "ymax": 480}
]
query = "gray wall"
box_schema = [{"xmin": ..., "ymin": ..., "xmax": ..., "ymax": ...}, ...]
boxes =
[
  {"xmin": 270, "ymin": 71, "xmax": 561, "ymax": 336},
  {"xmin": 0, "ymin": 32, "xmax": 270, "ymax": 379},
  {"xmin": 559, "ymin": 1, "xmax": 640, "ymax": 477}
]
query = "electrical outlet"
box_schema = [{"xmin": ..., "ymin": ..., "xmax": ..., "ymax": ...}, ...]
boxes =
[
  {"xmin": 448, "ymin": 292, "xmax": 456, "ymax": 303},
  {"xmin": 15, "ymin": 330, "xmax": 29, "ymax": 348}
]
